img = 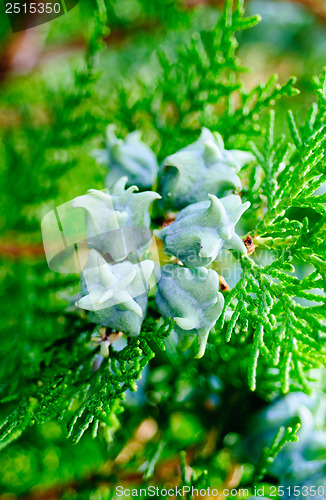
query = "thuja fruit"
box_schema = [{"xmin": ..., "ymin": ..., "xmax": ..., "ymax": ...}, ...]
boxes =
[
  {"xmin": 241, "ymin": 391, "xmax": 326, "ymax": 488},
  {"xmin": 74, "ymin": 126, "xmax": 251, "ymax": 357},
  {"xmin": 158, "ymin": 127, "xmax": 253, "ymax": 210},
  {"xmin": 93, "ymin": 125, "xmax": 159, "ymax": 189}
]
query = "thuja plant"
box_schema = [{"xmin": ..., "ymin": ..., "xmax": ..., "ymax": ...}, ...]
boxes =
[{"xmin": 1, "ymin": 0, "xmax": 326, "ymax": 496}]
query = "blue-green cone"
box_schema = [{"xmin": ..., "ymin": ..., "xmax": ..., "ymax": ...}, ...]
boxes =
[
  {"xmin": 158, "ymin": 127, "xmax": 253, "ymax": 210},
  {"xmin": 94, "ymin": 125, "xmax": 159, "ymax": 189},
  {"xmin": 155, "ymin": 264, "xmax": 224, "ymax": 358},
  {"xmin": 240, "ymin": 391, "xmax": 326, "ymax": 486},
  {"xmin": 72, "ymin": 177, "xmax": 160, "ymax": 261},
  {"xmin": 76, "ymin": 249, "xmax": 154, "ymax": 336},
  {"xmin": 156, "ymin": 194, "xmax": 250, "ymax": 267}
]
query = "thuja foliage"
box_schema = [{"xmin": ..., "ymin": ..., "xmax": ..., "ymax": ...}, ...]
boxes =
[{"xmin": 1, "ymin": 0, "xmax": 326, "ymax": 497}]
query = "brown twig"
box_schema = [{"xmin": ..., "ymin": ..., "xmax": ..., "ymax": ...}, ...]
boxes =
[
  {"xmin": 219, "ymin": 276, "xmax": 230, "ymax": 291},
  {"xmin": 0, "ymin": 241, "xmax": 44, "ymax": 259},
  {"xmin": 243, "ymin": 235, "xmax": 256, "ymax": 255}
]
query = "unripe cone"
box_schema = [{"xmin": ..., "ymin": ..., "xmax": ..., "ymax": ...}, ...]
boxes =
[
  {"xmin": 156, "ymin": 194, "xmax": 250, "ymax": 267},
  {"xmin": 158, "ymin": 127, "xmax": 253, "ymax": 211},
  {"xmin": 155, "ymin": 264, "xmax": 224, "ymax": 358}
]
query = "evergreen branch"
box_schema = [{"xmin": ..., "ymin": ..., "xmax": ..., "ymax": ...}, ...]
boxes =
[
  {"xmin": 254, "ymin": 423, "xmax": 301, "ymax": 482},
  {"xmin": 0, "ymin": 317, "xmax": 173, "ymax": 449}
]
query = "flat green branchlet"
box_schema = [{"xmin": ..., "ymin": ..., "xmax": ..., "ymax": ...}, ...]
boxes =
[
  {"xmin": 156, "ymin": 194, "xmax": 250, "ymax": 267},
  {"xmin": 94, "ymin": 125, "xmax": 159, "ymax": 189},
  {"xmin": 155, "ymin": 264, "xmax": 224, "ymax": 358},
  {"xmin": 242, "ymin": 391, "xmax": 326, "ymax": 486},
  {"xmin": 158, "ymin": 127, "xmax": 253, "ymax": 211},
  {"xmin": 72, "ymin": 176, "xmax": 160, "ymax": 261},
  {"xmin": 76, "ymin": 249, "xmax": 154, "ymax": 336}
]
